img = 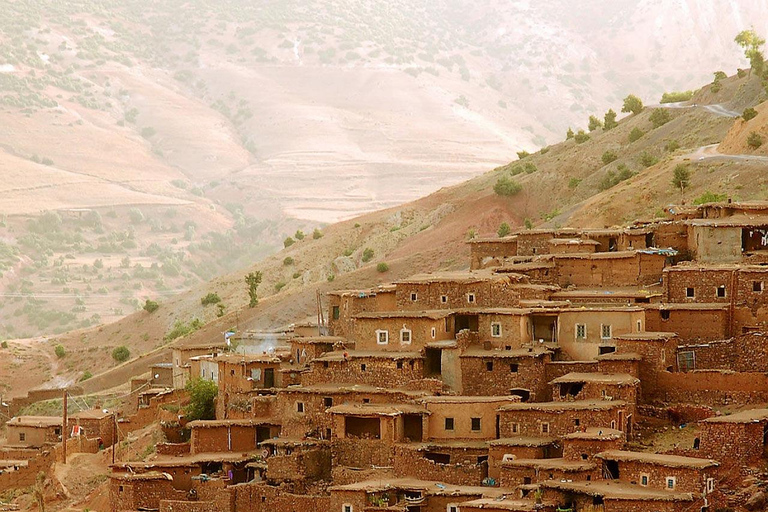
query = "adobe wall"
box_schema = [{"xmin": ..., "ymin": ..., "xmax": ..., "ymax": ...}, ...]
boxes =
[
  {"xmin": 563, "ymin": 437, "xmax": 624, "ymax": 462},
  {"xmin": 697, "ymin": 421, "xmax": 765, "ymax": 469},
  {"xmin": 692, "ymin": 226, "xmax": 742, "ymax": 263},
  {"xmin": 498, "ymin": 404, "xmax": 627, "ymax": 438},
  {"xmin": 230, "ymin": 482, "xmax": 330, "ymax": 512},
  {"xmin": 191, "ymin": 424, "xmax": 277, "ymax": 454},
  {"xmin": 473, "ymin": 312, "xmax": 530, "ymax": 348},
  {"xmin": 554, "ymin": 253, "xmax": 666, "ymax": 288},
  {"xmin": 423, "ymin": 399, "xmax": 513, "ymax": 441},
  {"xmin": 676, "ymin": 334, "xmax": 768, "ymax": 372},
  {"xmin": 663, "ymin": 268, "xmax": 733, "ymax": 303},
  {"xmin": 352, "ymin": 316, "xmax": 450, "ymax": 351},
  {"xmin": 302, "ymin": 357, "xmax": 424, "ymax": 389},
  {"xmin": 392, "ymin": 445, "xmax": 487, "ymax": 486},
  {"xmin": 6, "ymin": 424, "xmax": 59, "ymax": 448},
  {"xmin": 459, "ymin": 356, "xmax": 550, "ymax": 399},
  {"xmin": 557, "ymin": 309, "xmax": 644, "ymax": 360},
  {"xmin": 331, "ymin": 438, "xmax": 393, "ymax": 467},
  {"xmin": 159, "ymin": 500, "xmax": 216, "ymax": 512},
  {"xmin": 109, "ymin": 478, "xmax": 187, "ymax": 512},
  {"xmin": 218, "ymin": 392, "xmax": 276, "ymax": 421},
  {"xmin": 656, "ymin": 371, "xmax": 768, "ymax": 406},
  {"xmin": 498, "ymin": 463, "xmax": 595, "ymax": 487},
  {"xmin": 552, "ymin": 382, "xmax": 637, "ymax": 410},
  {"xmin": 609, "ymin": 459, "xmax": 713, "ymax": 494},
  {"xmin": 470, "ymin": 240, "xmax": 518, "ymax": 269},
  {"xmin": 488, "ymin": 443, "xmax": 556, "ymax": 480},
  {"xmin": 266, "ymin": 447, "xmax": 331, "ymax": 482},
  {"xmin": 0, "ymin": 449, "xmax": 55, "ymax": 493}
]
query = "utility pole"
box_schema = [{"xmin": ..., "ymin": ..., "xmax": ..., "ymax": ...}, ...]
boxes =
[
  {"xmin": 62, "ymin": 390, "xmax": 67, "ymax": 464},
  {"xmin": 112, "ymin": 413, "xmax": 117, "ymax": 464}
]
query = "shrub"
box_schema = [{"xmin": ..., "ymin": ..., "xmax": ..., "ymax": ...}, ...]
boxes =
[
  {"xmin": 112, "ymin": 345, "xmax": 130, "ymax": 362},
  {"xmin": 649, "ymin": 109, "xmax": 672, "ymax": 128},
  {"xmin": 524, "ymin": 218, "xmax": 533, "ymax": 230},
  {"xmin": 362, "ymin": 248, "xmax": 375, "ymax": 262},
  {"xmin": 327, "ymin": 274, "xmax": 335, "ymax": 282},
  {"xmin": 621, "ymin": 94, "xmax": 644, "ymax": 115},
  {"xmin": 713, "ymin": 71, "xmax": 728, "ymax": 81},
  {"xmin": 200, "ymin": 292, "xmax": 221, "ymax": 306},
  {"xmin": 601, "ymin": 151, "xmax": 618, "ymax": 165},
  {"xmin": 245, "ymin": 271, "xmax": 262, "ymax": 308},
  {"xmin": 517, "ymin": 150, "xmax": 531, "ymax": 159},
  {"xmin": 274, "ymin": 282, "xmax": 286, "ymax": 292},
  {"xmin": 312, "ymin": 228, "xmax": 323, "ymax": 239},
  {"xmin": 493, "ymin": 176, "xmax": 523, "ymax": 196},
  {"xmin": 574, "ymin": 130, "xmax": 590, "ymax": 143},
  {"xmin": 540, "ymin": 146, "xmax": 550, "ymax": 155},
  {"xmin": 693, "ymin": 191, "xmax": 728, "ymax": 205},
  {"xmin": 743, "ymin": 108, "xmax": 758, "ymax": 121},
  {"xmin": 665, "ymin": 140, "xmax": 681, "ymax": 152},
  {"xmin": 376, "ymin": 262, "xmax": 389, "ymax": 272},
  {"xmin": 80, "ymin": 371, "xmax": 92, "ymax": 381},
  {"xmin": 660, "ymin": 91, "xmax": 694, "ymax": 103},
  {"xmin": 588, "ymin": 115, "xmax": 603, "ymax": 131},
  {"xmin": 143, "ymin": 299, "xmax": 159, "ymax": 313},
  {"xmin": 568, "ymin": 178, "xmax": 582, "ymax": 189},
  {"xmin": 294, "ymin": 230, "xmax": 305, "ymax": 240},
  {"xmin": 41, "ymin": 157, "xmax": 54, "ymax": 166},
  {"xmin": 566, "ymin": 128, "xmax": 574, "ymax": 139},
  {"xmin": 498, "ymin": 222, "xmax": 511, "ymax": 238},
  {"xmin": 283, "ymin": 237, "xmax": 295, "ymax": 248},
  {"xmin": 0, "ymin": 341, "xmax": 7, "ymax": 349},
  {"xmin": 710, "ymin": 81, "xmax": 722, "ymax": 93},
  {"xmin": 185, "ymin": 378, "xmax": 218, "ymax": 421},
  {"xmin": 128, "ymin": 208, "xmax": 144, "ymax": 224},
  {"xmin": 672, "ymin": 164, "xmax": 691, "ymax": 190},
  {"xmin": 466, "ymin": 228, "xmax": 477, "ymax": 240},
  {"xmin": 140, "ymin": 126, "xmax": 156, "ymax": 139},
  {"xmin": 283, "ymin": 257, "xmax": 294, "ymax": 266},
  {"xmin": 603, "ymin": 109, "xmax": 618, "ymax": 130},
  {"xmin": 628, "ymin": 127, "xmax": 644, "ymax": 143},
  {"xmin": 748, "ymin": 131, "xmax": 764, "ymax": 149},
  {"xmin": 639, "ymin": 152, "xmax": 659, "ymax": 168},
  {"xmin": 54, "ymin": 344, "xmax": 66, "ymax": 358},
  {"xmin": 598, "ymin": 164, "xmax": 636, "ymax": 191}
]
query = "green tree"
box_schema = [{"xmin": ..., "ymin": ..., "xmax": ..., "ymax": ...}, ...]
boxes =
[
  {"xmin": 362, "ymin": 248, "xmax": 375, "ymax": 262},
  {"xmin": 568, "ymin": 178, "xmax": 582, "ymax": 189},
  {"xmin": 143, "ymin": 299, "xmax": 159, "ymax": 313},
  {"xmin": 601, "ymin": 151, "xmax": 618, "ymax": 165},
  {"xmin": 517, "ymin": 150, "xmax": 531, "ymax": 159},
  {"xmin": 743, "ymin": 108, "xmax": 758, "ymax": 121},
  {"xmin": 603, "ymin": 109, "xmax": 618, "ymax": 130},
  {"xmin": 693, "ymin": 191, "xmax": 728, "ymax": 205},
  {"xmin": 672, "ymin": 164, "xmax": 691, "ymax": 191},
  {"xmin": 376, "ymin": 262, "xmax": 389, "ymax": 272},
  {"xmin": 628, "ymin": 127, "xmax": 644, "ymax": 143},
  {"xmin": 54, "ymin": 344, "xmax": 66, "ymax": 358},
  {"xmin": 665, "ymin": 140, "xmax": 681, "ymax": 152},
  {"xmin": 184, "ymin": 378, "xmax": 218, "ymax": 421},
  {"xmin": 574, "ymin": 130, "xmax": 590, "ymax": 143},
  {"xmin": 312, "ymin": 228, "xmax": 323, "ymax": 239},
  {"xmin": 588, "ymin": 115, "xmax": 603, "ymax": 131},
  {"xmin": 283, "ymin": 237, "xmax": 295, "ymax": 248},
  {"xmin": 639, "ymin": 152, "xmax": 659, "ymax": 168},
  {"xmin": 621, "ymin": 94, "xmax": 644, "ymax": 115},
  {"xmin": 112, "ymin": 345, "xmax": 130, "ymax": 362},
  {"xmin": 497, "ymin": 222, "xmax": 512, "ymax": 237},
  {"xmin": 524, "ymin": 218, "xmax": 533, "ymax": 230},
  {"xmin": 735, "ymin": 29, "xmax": 766, "ymax": 75},
  {"xmin": 245, "ymin": 271, "xmax": 262, "ymax": 308},
  {"xmin": 200, "ymin": 292, "xmax": 221, "ymax": 306},
  {"xmin": 140, "ymin": 126, "xmax": 157, "ymax": 139},
  {"xmin": 649, "ymin": 109, "xmax": 672, "ymax": 128},
  {"xmin": 748, "ymin": 131, "xmax": 764, "ymax": 149},
  {"xmin": 294, "ymin": 230, "xmax": 305, "ymax": 240},
  {"xmin": 493, "ymin": 176, "xmax": 523, "ymax": 196},
  {"xmin": 566, "ymin": 127, "xmax": 574, "ymax": 139}
]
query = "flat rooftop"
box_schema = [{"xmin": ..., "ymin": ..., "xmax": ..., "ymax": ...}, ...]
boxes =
[
  {"xmin": 501, "ymin": 457, "xmax": 595, "ymax": 472},
  {"xmin": 498, "ymin": 399, "xmax": 627, "ymax": 412},
  {"xmin": 540, "ymin": 480, "xmax": 694, "ymax": 501},
  {"xmin": 550, "ymin": 372, "xmax": 639, "ymax": 386},
  {"xmin": 701, "ymin": 408, "xmax": 768, "ymax": 424},
  {"xmin": 7, "ymin": 416, "xmax": 62, "ymax": 428},
  {"xmin": 329, "ymin": 477, "xmax": 510, "ymax": 497},
  {"xmin": 313, "ymin": 351, "xmax": 422, "ymax": 362},
  {"xmin": 595, "ymin": 450, "xmax": 718, "ymax": 469},
  {"xmin": 327, "ymin": 403, "xmax": 429, "ymax": 416},
  {"xmin": 563, "ymin": 428, "xmax": 624, "ymax": 441}
]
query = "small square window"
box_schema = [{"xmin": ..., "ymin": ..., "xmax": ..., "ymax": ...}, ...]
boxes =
[
  {"xmin": 666, "ymin": 476, "xmax": 676, "ymax": 490},
  {"xmin": 19, "ymin": 433, "xmax": 25, "ymax": 442},
  {"xmin": 332, "ymin": 306, "xmax": 340, "ymax": 320},
  {"xmin": 573, "ymin": 418, "xmax": 580, "ymax": 426},
  {"xmin": 541, "ymin": 422, "xmax": 550, "ymax": 434},
  {"xmin": 601, "ymin": 324, "xmax": 612, "ymax": 339},
  {"xmin": 575, "ymin": 324, "xmax": 587, "ymax": 339},
  {"xmin": 467, "ymin": 293, "xmax": 475, "ymax": 303},
  {"xmin": 324, "ymin": 397, "xmax": 333, "ymax": 408},
  {"xmin": 441, "ymin": 295, "xmax": 448, "ymax": 304},
  {"xmin": 411, "ymin": 292, "xmax": 418, "ymax": 301},
  {"xmin": 376, "ymin": 330, "xmax": 389, "ymax": 345},
  {"xmin": 360, "ymin": 363, "xmax": 367, "ymax": 372},
  {"xmin": 754, "ymin": 281, "xmax": 764, "ymax": 292},
  {"xmin": 661, "ymin": 309, "xmax": 671, "ymax": 321},
  {"xmin": 119, "ymin": 485, "xmax": 124, "ymax": 492},
  {"xmin": 445, "ymin": 418, "xmax": 455, "ymax": 430},
  {"xmin": 431, "ymin": 327, "xmax": 436, "ymax": 339},
  {"xmin": 471, "ymin": 417, "xmax": 481, "ymax": 431},
  {"xmin": 509, "ymin": 363, "xmax": 518, "ymax": 373},
  {"xmin": 230, "ymin": 369, "xmax": 235, "ymax": 376},
  {"xmin": 491, "ymin": 323, "xmax": 502, "ymax": 337},
  {"xmin": 343, "ymin": 505, "xmax": 353, "ymax": 512},
  {"xmin": 717, "ymin": 286, "xmax": 726, "ymax": 298},
  {"xmin": 296, "ymin": 402, "xmax": 305, "ymax": 413},
  {"xmin": 706, "ymin": 477, "xmax": 715, "ymax": 493},
  {"xmin": 447, "ymin": 505, "xmax": 459, "ymax": 512},
  {"xmin": 485, "ymin": 361, "xmax": 494, "ymax": 371},
  {"xmin": 362, "ymin": 398, "xmax": 370, "ymax": 403},
  {"xmin": 636, "ymin": 320, "xmax": 642, "ymax": 331},
  {"xmin": 400, "ymin": 329, "xmax": 412, "ymax": 344},
  {"xmin": 686, "ymin": 287, "xmax": 695, "ymax": 298},
  {"xmin": 511, "ymin": 423, "xmax": 519, "ymax": 434},
  {"xmin": 640, "ymin": 474, "xmax": 649, "ymax": 487},
  {"xmin": 397, "ymin": 360, "xmax": 403, "ymax": 369}
]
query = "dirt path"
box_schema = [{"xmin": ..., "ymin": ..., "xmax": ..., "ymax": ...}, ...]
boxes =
[
  {"xmin": 649, "ymin": 102, "xmax": 740, "ymax": 118},
  {"xmin": 689, "ymin": 143, "xmax": 768, "ymax": 163}
]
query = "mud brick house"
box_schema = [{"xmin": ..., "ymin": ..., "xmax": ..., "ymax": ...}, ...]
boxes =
[
  {"xmin": 188, "ymin": 419, "xmax": 280, "ymax": 454},
  {"xmin": 551, "ymin": 287, "xmax": 662, "ymax": 305},
  {"xmin": 469, "ymin": 236, "xmax": 519, "ymax": 269},
  {"xmin": 289, "ymin": 335, "xmax": 343, "ymax": 365},
  {"xmin": 69, "ymin": 409, "xmax": 115, "ymax": 447},
  {"xmin": 326, "ymin": 285, "xmax": 397, "ymax": 338},
  {"xmin": 612, "ymin": 332, "xmax": 676, "ymax": 400},
  {"xmin": 172, "ymin": 343, "xmax": 226, "ymax": 389},
  {"xmin": 350, "ymin": 310, "xmax": 454, "ymax": 350},
  {"xmin": 460, "ymin": 497, "xmax": 558, "ymax": 511},
  {"xmin": 189, "ymin": 354, "xmax": 219, "ymax": 384},
  {"xmin": 561, "ymin": 428, "xmax": 625, "ymax": 462},
  {"xmin": 302, "ymin": 350, "xmax": 426, "ymax": 388},
  {"xmin": 539, "ymin": 479, "xmax": 701, "ymax": 512},
  {"xmin": 487, "ymin": 437, "xmax": 562, "ymax": 480},
  {"xmin": 5, "ymin": 416, "xmax": 62, "ymax": 447},
  {"xmin": 419, "ymin": 396, "xmax": 518, "ymax": 441},
  {"xmin": 553, "ymin": 305, "xmax": 646, "ymax": 360},
  {"xmin": 686, "ymin": 215, "xmax": 768, "ymax": 263},
  {"xmin": 216, "ymin": 353, "xmax": 292, "ymax": 393},
  {"xmin": 109, "ymin": 472, "xmax": 185, "ymax": 512},
  {"xmin": 260, "ymin": 438, "xmax": 331, "ymax": 485},
  {"xmin": 497, "ymin": 400, "xmax": 631, "ymax": 437},
  {"xmin": 697, "ymin": 409, "xmax": 768, "ymax": 468},
  {"xmin": 458, "ymin": 347, "xmax": 552, "ymax": 399},
  {"xmin": 549, "ymin": 373, "xmax": 639, "ymax": 414},
  {"xmin": 498, "ymin": 457, "xmax": 596, "ymax": 487},
  {"xmin": 149, "ymin": 362, "xmax": 175, "ymax": 388},
  {"xmin": 391, "ymin": 441, "xmax": 490, "ymax": 485}
]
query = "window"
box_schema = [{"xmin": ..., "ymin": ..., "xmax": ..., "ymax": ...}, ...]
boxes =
[
  {"xmin": 640, "ymin": 474, "xmax": 649, "ymax": 487},
  {"xmin": 447, "ymin": 505, "xmax": 459, "ymax": 512},
  {"xmin": 610, "ymin": 420, "xmax": 617, "ymax": 429},
  {"xmin": 509, "ymin": 363, "xmax": 519, "ymax": 373},
  {"xmin": 706, "ymin": 477, "xmax": 715, "ymax": 493},
  {"xmin": 363, "ymin": 398, "xmax": 370, "ymax": 403},
  {"xmin": 511, "ymin": 423, "xmax": 519, "ymax": 434},
  {"xmin": 324, "ymin": 397, "xmax": 333, "ymax": 408},
  {"xmin": 666, "ymin": 476, "xmax": 676, "ymax": 490},
  {"xmin": 19, "ymin": 433, "xmax": 25, "ymax": 442},
  {"xmin": 332, "ymin": 306, "xmax": 340, "ymax": 320},
  {"xmin": 343, "ymin": 505, "xmax": 353, "ymax": 512},
  {"xmin": 54, "ymin": 427, "xmax": 61, "ymax": 436},
  {"xmin": 661, "ymin": 309, "xmax": 671, "ymax": 321},
  {"xmin": 541, "ymin": 422, "xmax": 550, "ymax": 434},
  {"xmin": 467, "ymin": 293, "xmax": 476, "ymax": 304},
  {"xmin": 471, "ymin": 418, "xmax": 481, "ymax": 431},
  {"xmin": 431, "ymin": 327, "xmax": 436, "ymax": 339},
  {"xmin": 491, "ymin": 322, "xmax": 502, "ymax": 337},
  {"xmin": 376, "ymin": 330, "xmax": 389, "ymax": 345},
  {"xmin": 636, "ymin": 320, "xmax": 642, "ymax": 332},
  {"xmin": 445, "ymin": 318, "xmax": 451, "ymax": 332},
  {"xmin": 230, "ymin": 369, "xmax": 235, "ymax": 376},
  {"xmin": 396, "ymin": 361, "xmax": 403, "ymax": 369},
  {"xmin": 601, "ymin": 324, "xmax": 612, "ymax": 339},
  {"xmin": 411, "ymin": 292, "xmax": 418, "ymax": 301},
  {"xmin": 485, "ymin": 361, "xmax": 494, "ymax": 371},
  {"xmin": 445, "ymin": 418, "xmax": 455, "ymax": 430},
  {"xmin": 754, "ymin": 281, "xmax": 764, "ymax": 292},
  {"xmin": 119, "ymin": 485, "xmax": 124, "ymax": 492},
  {"xmin": 716, "ymin": 286, "xmax": 726, "ymax": 298},
  {"xmin": 251, "ymin": 368, "xmax": 262, "ymax": 381},
  {"xmin": 575, "ymin": 324, "xmax": 587, "ymax": 339},
  {"xmin": 400, "ymin": 329, "xmax": 412, "ymax": 344},
  {"xmin": 296, "ymin": 402, "xmax": 305, "ymax": 413},
  {"xmin": 361, "ymin": 364, "xmax": 367, "ymax": 372},
  {"xmin": 573, "ymin": 418, "xmax": 580, "ymax": 426},
  {"xmin": 686, "ymin": 287, "xmax": 695, "ymax": 298},
  {"xmin": 441, "ymin": 295, "xmax": 448, "ymax": 304}
]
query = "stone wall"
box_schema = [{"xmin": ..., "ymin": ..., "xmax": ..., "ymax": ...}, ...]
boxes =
[
  {"xmin": 459, "ymin": 355, "xmax": 550, "ymax": 399},
  {"xmin": 230, "ymin": 482, "xmax": 330, "ymax": 512}
]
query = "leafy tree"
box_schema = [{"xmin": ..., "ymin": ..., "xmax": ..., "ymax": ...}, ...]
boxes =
[
  {"xmin": 497, "ymin": 222, "xmax": 512, "ymax": 238},
  {"xmin": 672, "ymin": 164, "xmax": 691, "ymax": 191},
  {"xmin": 639, "ymin": 152, "xmax": 659, "ymax": 168},
  {"xmin": 693, "ymin": 191, "xmax": 728, "ymax": 205},
  {"xmin": 376, "ymin": 262, "xmax": 389, "ymax": 272},
  {"xmin": 185, "ymin": 378, "xmax": 218, "ymax": 421},
  {"xmin": 362, "ymin": 248, "xmax": 375, "ymax": 262},
  {"xmin": 294, "ymin": 230, "xmax": 305, "ymax": 240},
  {"xmin": 748, "ymin": 131, "xmax": 764, "ymax": 149},
  {"xmin": 112, "ymin": 345, "xmax": 130, "ymax": 362},
  {"xmin": 283, "ymin": 237, "xmax": 295, "ymax": 248},
  {"xmin": 493, "ymin": 176, "xmax": 523, "ymax": 196},
  {"xmin": 621, "ymin": 94, "xmax": 644, "ymax": 115},
  {"xmin": 245, "ymin": 271, "xmax": 262, "ymax": 308},
  {"xmin": 743, "ymin": 108, "xmax": 758, "ymax": 121},
  {"xmin": 143, "ymin": 299, "xmax": 159, "ymax": 313},
  {"xmin": 660, "ymin": 91, "xmax": 695, "ymax": 103},
  {"xmin": 274, "ymin": 282, "xmax": 286, "ymax": 292},
  {"xmin": 603, "ymin": 109, "xmax": 618, "ymax": 130},
  {"xmin": 601, "ymin": 151, "xmax": 618, "ymax": 165},
  {"xmin": 628, "ymin": 127, "xmax": 644, "ymax": 143},
  {"xmin": 200, "ymin": 292, "xmax": 221, "ymax": 306},
  {"xmin": 566, "ymin": 127, "xmax": 574, "ymax": 139},
  {"xmin": 54, "ymin": 344, "xmax": 66, "ymax": 358},
  {"xmin": 588, "ymin": 115, "xmax": 603, "ymax": 131},
  {"xmin": 312, "ymin": 228, "xmax": 323, "ymax": 239},
  {"xmin": 649, "ymin": 109, "xmax": 672, "ymax": 128},
  {"xmin": 735, "ymin": 29, "xmax": 766, "ymax": 75},
  {"xmin": 574, "ymin": 130, "xmax": 590, "ymax": 143},
  {"xmin": 713, "ymin": 71, "xmax": 728, "ymax": 81}
]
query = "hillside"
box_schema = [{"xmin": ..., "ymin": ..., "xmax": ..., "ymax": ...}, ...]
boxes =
[
  {"xmin": 3, "ymin": 69, "xmax": 766, "ymax": 401},
  {"xmin": 0, "ymin": 0, "xmax": 766, "ymax": 341}
]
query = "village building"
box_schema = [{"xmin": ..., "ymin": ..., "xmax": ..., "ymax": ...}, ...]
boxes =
[{"xmin": 5, "ymin": 416, "xmax": 62, "ymax": 448}]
